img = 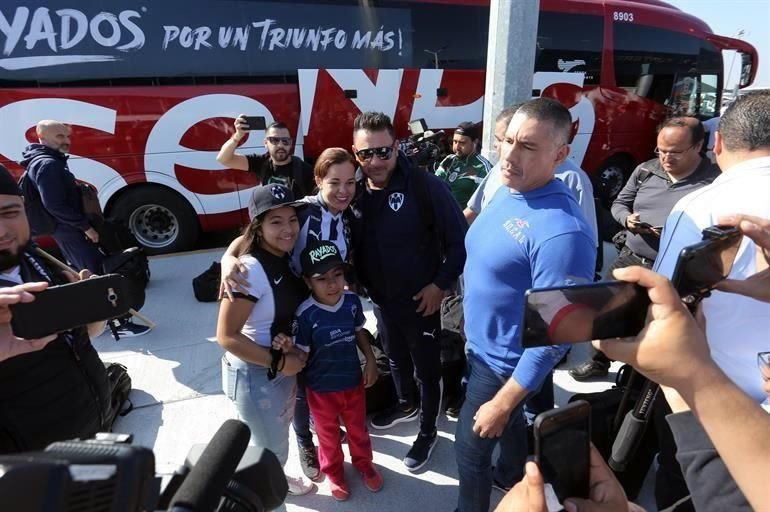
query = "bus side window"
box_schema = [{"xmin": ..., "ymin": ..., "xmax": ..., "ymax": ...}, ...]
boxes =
[
  {"xmin": 613, "ymin": 23, "xmax": 721, "ymax": 114},
  {"xmin": 535, "ymin": 12, "xmax": 603, "ymax": 85}
]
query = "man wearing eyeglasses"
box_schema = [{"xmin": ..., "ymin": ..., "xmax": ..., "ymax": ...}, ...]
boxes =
[
  {"xmin": 570, "ymin": 116, "xmax": 718, "ymax": 382},
  {"xmin": 350, "ymin": 111, "xmax": 467, "ymax": 472},
  {"xmin": 217, "ymin": 116, "xmax": 315, "ymax": 199}
]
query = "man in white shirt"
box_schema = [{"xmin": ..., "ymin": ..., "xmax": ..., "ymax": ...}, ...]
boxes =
[{"xmin": 651, "ymin": 90, "xmax": 770, "ymax": 510}]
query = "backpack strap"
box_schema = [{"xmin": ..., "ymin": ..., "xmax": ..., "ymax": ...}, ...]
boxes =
[{"xmin": 635, "ymin": 168, "xmax": 653, "ymax": 187}]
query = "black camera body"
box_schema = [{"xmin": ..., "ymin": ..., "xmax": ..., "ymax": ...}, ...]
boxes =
[
  {"xmin": 0, "ymin": 436, "xmax": 158, "ymax": 512},
  {"xmin": 0, "ymin": 426, "xmax": 286, "ymax": 512}
]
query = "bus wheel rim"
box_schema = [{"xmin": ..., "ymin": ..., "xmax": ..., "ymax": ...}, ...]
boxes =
[{"xmin": 127, "ymin": 204, "xmax": 179, "ymax": 249}]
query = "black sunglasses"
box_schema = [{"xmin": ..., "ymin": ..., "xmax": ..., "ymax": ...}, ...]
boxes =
[
  {"xmin": 355, "ymin": 146, "xmax": 394, "ymax": 161},
  {"xmin": 266, "ymin": 136, "xmax": 292, "ymax": 146}
]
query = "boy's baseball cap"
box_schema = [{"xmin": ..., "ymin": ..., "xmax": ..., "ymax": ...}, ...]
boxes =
[
  {"xmin": 301, "ymin": 240, "xmax": 344, "ymax": 277},
  {"xmin": 248, "ymin": 184, "xmax": 303, "ymax": 220}
]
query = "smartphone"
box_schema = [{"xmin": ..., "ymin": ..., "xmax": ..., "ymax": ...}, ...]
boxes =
[
  {"xmin": 10, "ymin": 274, "xmax": 130, "ymax": 339},
  {"xmin": 521, "ymin": 281, "xmax": 650, "ymax": 347},
  {"xmin": 637, "ymin": 221, "xmax": 662, "ymax": 230},
  {"xmin": 671, "ymin": 225, "xmax": 742, "ymax": 304},
  {"xmin": 534, "ymin": 400, "xmax": 591, "ymax": 504},
  {"xmin": 242, "ymin": 116, "xmax": 266, "ymax": 131}
]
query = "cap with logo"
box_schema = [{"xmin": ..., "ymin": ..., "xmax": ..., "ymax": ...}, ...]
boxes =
[
  {"xmin": 301, "ymin": 240, "xmax": 345, "ymax": 277},
  {"xmin": 248, "ymin": 184, "xmax": 303, "ymax": 220}
]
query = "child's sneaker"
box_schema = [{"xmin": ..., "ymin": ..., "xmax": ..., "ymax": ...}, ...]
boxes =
[
  {"xmin": 329, "ymin": 478, "xmax": 350, "ymax": 501},
  {"xmin": 286, "ymin": 474, "xmax": 315, "ymax": 496},
  {"xmin": 298, "ymin": 445, "xmax": 321, "ymax": 481},
  {"xmin": 361, "ymin": 465, "xmax": 384, "ymax": 492}
]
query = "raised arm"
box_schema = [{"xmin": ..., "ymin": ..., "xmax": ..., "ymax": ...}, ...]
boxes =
[{"xmin": 216, "ymin": 115, "xmax": 251, "ymax": 171}]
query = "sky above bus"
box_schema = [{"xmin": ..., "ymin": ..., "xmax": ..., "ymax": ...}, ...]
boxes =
[{"xmin": 667, "ymin": 0, "xmax": 770, "ymax": 90}]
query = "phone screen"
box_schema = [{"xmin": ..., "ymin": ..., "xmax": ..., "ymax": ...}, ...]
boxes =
[
  {"xmin": 672, "ymin": 227, "xmax": 742, "ymax": 300},
  {"xmin": 535, "ymin": 401, "xmax": 591, "ymax": 503},
  {"xmin": 521, "ymin": 281, "xmax": 650, "ymax": 347}
]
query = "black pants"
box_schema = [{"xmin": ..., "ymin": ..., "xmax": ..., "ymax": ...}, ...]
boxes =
[
  {"xmin": 376, "ymin": 297, "xmax": 442, "ymax": 435},
  {"xmin": 654, "ymin": 398, "xmax": 694, "ymax": 511},
  {"xmin": 592, "ymin": 246, "xmax": 655, "ymax": 365},
  {"xmin": 53, "ymin": 225, "xmax": 103, "ymax": 274}
]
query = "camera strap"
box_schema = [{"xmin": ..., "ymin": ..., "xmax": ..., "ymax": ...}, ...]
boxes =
[{"xmin": 22, "ymin": 251, "xmax": 56, "ymax": 284}]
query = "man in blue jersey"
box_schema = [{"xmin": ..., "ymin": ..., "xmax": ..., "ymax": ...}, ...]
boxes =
[{"xmin": 455, "ymin": 98, "xmax": 596, "ymax": 512}]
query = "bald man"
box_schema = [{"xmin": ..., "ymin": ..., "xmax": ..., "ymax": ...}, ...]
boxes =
[{"xmin": 19, "ymin": 120, "xmax": 102, "ymax": 273}]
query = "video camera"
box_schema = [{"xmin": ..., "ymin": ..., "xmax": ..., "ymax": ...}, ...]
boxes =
[
  {"xmin": 0, "ymin": 420, "xmax": 287, "ymax": 512},
  {"xmin": 399, "ymin": 118, "xmax": 448, "ymax": 172}
]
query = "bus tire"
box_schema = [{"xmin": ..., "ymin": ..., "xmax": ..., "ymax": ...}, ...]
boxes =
[
  {"xmin": 110, "ymin": 187, "xmax": 200, "ymax": 255},
  {"xmin": 596, "ymin": 155, "xmax": 634, "ymax": 206}
]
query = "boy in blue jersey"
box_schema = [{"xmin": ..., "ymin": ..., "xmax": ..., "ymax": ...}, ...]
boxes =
[{"xmin": 292, "ymin": 240, "xmax": 382, "ymax": 501}]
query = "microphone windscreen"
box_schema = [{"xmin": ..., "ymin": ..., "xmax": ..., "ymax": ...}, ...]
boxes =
[{"xmin": 169, "ymin": 419, "xmax": 251, "ymax": 512}]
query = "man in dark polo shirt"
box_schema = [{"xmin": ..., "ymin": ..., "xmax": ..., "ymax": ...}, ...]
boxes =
[
  {"xmin": 217, "ymin": 116, "xmax": 315, "ymax": 199},
  {"xmin": 571, "ymin": 116, "xmax": 719, "ymax": 380}
]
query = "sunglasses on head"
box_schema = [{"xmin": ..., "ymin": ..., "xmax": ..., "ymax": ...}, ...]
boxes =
[
  {"xmin": 355, "ymin": 146, "xmax": 394, "ymax": 161},
  {"xmin": 266, "ymin": 136, "xmax": 292, "ymax": 146}
]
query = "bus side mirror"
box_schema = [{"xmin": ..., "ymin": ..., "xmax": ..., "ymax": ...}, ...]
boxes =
[{"xmin": 739, "ymin": 53, "xmax": 753, "ymax": 88}]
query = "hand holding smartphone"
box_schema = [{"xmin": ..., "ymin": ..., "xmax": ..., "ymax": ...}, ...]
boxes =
[
  {"xmin": 9, "ymin": 274, "xmax": 130, "ymax": 339},
  {"xmin": 671, "ymin": 225, "xmax": 742, "ymax": 305},
  {"xmin": 521, "ymin": 225, "xmax": 744, "ymax": 347},
  {"xmin": 241, "ymin": 116, "xmax": 266, "ymax": 131},
  {"xmin": 522, "ymin": 281, "xmax": 650, "ymax": 347},
  {"xmin": 534, "ymin": 400, "xmax": 591, "ymax": 504}
]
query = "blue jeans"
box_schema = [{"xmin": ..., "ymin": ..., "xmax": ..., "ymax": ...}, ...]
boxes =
[
  {"xmin": 222, "ymin": 354, "xmax": 296, "ymax": 511},
  {"xmin": 455, "ymin": 353, "xmax": 529, "ymax": 512}
]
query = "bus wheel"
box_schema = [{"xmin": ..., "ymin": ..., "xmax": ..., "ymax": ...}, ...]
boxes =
[
  {"xmin": 111, "ymin": 187, "xmax": 200, "ymax": 255},
  {"xmin": 596, "ymin": 155, "xmax": 634, "ymax": 206}
]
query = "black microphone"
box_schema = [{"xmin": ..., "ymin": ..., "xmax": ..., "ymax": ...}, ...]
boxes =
[
  {"xmin": 169, "ymin": 419, "xmax": 251, "ymax": 512},
  {"xmin": 609, "ymin": 380, "xmax": 659, "ymax": 471}
]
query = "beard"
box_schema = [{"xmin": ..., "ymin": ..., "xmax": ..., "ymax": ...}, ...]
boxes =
[
  {"xmin": 271, "ymin": 149, "xmax": 289, "ymax": 163},
  {"xmin": 0, "ymin": 246, "xmax": 23, "ymax": 272}
]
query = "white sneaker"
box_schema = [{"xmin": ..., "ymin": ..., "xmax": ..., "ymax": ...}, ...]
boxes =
[{"xmin": 286, "ymin": 474, "xmax": 315, "ymax": 496}]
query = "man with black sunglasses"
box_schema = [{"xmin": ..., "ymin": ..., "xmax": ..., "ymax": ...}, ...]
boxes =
[
  {"xmin": 217, "ymin": 116, "xmax": 315, "ymax": 198},
  {"xmin": 350, "ymin": 111, "xmax": 467, "ymax": 472}
]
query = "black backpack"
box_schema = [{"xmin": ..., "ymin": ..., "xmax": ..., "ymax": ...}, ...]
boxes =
[
  {"xmin": 102, "ymin": 362, "xmax": 133, "ymax": 430},
  {"xmin": 192, "ymin": 262, "xmax": 221, "ymax": 302},
  {"xmin": 103, "ymin": 247, "xmax": 150, "ymax": 311}
]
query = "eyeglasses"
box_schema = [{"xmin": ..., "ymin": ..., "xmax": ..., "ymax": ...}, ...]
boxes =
[
  {"xmin": 355, "ymin": 146, "xmax": 394, "ymax": 161},
  {"xmin": 758, "ymin": 352, "xmax": 770, "ymax": 381},
  {"xmin": 654, "ymin": 144, "xmax": 696, "ymax": 157},
  {"xmin": 266, "ymin": 136, "xmax": 292, "ymax": 146}
]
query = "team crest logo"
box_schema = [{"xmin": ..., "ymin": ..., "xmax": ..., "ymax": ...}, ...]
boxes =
[
  {"xmin": 351, "ymin": 303, "xmax": 358, "ymax": 318},
  {"xmin": 448, "ymin": 171, "xmax": 459, "ymax": 183},
  {"xmin": 270, "ymin": 185, "xmax": 287, "ymax": 200},
  {"xmin": 388, "ymin": 192, "xmax": 404, "ymax": 212}
]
